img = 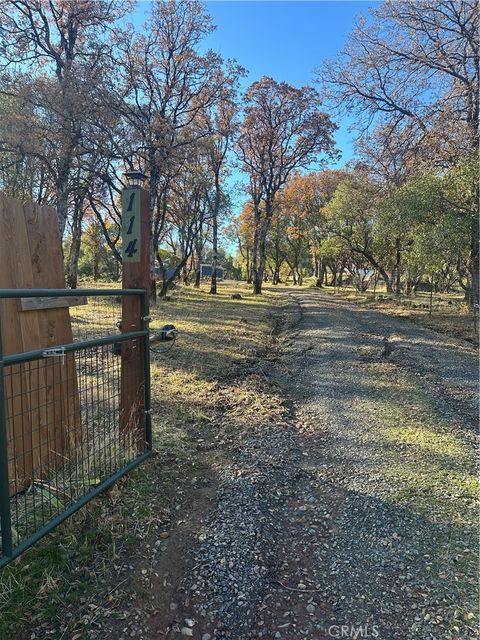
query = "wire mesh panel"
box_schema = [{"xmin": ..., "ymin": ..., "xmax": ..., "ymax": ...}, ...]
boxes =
[
  {"xmin": 0, "ymin": 289, "xmax": 152, "ymax": 567},
  {"xmin": 70, "ymin": 295, "xmax": 123, "ymax": 342}
]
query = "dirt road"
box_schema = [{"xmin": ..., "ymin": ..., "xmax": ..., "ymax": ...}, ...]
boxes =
[
  {"xmin": 22, "ymin": 289, "xmax": 476, "ymax": 640},
  {"xmin": 176, "ymin": 290, "xmax": 478, "ymax": 640}
]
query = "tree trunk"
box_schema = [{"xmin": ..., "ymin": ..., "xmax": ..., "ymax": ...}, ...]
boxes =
[
  {"xmin": 245, "ymin": 246, "xmax": 252, "ymax": 283},
  {"xmin": 469, "ymin": 211, "xmax": 479, "ymax": 308},
  {"xmin": 66, "ymin": 202, "xmax": 84, "ymax": 289},
  {"xmin": 159, "ymin": 253, "xmax": 192, "ymax": 297},
  {"xmin": 457, "ymin": 257, "xmax": 472, "ymax": 303},
  {"xmin": 93, "ymin": 250, "xmax": 100, "ymax": 281},
  {"xmin": 254, "ymin": 242, "xmax": 266, "ymax": 293},
  {"xmin": 150, "ymin": 236, "xmax": 158, "ymax": 302},
  {"xmin": 330, "ymin": 264, "xmax": 338, "ymax": 286},
  {"xmin": 194, "ymin": 233, "xmax": 202, "ymax": 289},
  {"xmin": 253, "ymin": 207, "xmax": 269, "ymax": 295},
  {"xmin": 313, "ymin": 256, "xmax": 320, "ymax": 286},
  {"xmin": 66, "ymin": 231, "xmax": 81, "ymax": 289},
  {"xmin": 251, "ymin": 202, "xmax": 261, "ymax": 293},
  {"xmin": 149, "ymin": 161, "xmax": 164, "ymax": 303},
  {"xmin": 210, "ymin": 176, "xmax": 220, "ymax": 295},
  {"xmin": 429, "ymin": 277, "xmax": 434, "ymax": 317},
  {"xmin": 367, "ymin": 256, "xmax": 392, "ymax": 292},
  {"xmin": 395, "ymin": 238, "xmax": 402, "ymax": 295},
  {"xmin": 194, "ymin": 266, "xmax": 201, "ymax": 288},
  {"xmin": 56, "ymin": 158, "xmax": 71, "ymax": 239},
  {"xmin": 315, "ymin": 259, "xmax": 324, "ymax": 287}
]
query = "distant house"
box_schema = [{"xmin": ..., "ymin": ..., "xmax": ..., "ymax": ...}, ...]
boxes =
[{"xmin": 200, "ymin": 264, "xmax": 225, "ymax": 280}]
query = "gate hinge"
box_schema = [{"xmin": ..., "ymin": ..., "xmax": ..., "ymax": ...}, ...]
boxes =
[
  {"xmin": 142, "ymin": 315, "xmax": 152, "ymax": 323},
  {"xmin": 42, "ymin": 347, "xmax": 66, "ymax": 365}
]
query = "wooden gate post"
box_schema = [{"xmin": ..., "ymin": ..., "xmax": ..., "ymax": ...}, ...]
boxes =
[{"xmin": 120, "ymin": 172, "xmax": 151, "ymax": 452}]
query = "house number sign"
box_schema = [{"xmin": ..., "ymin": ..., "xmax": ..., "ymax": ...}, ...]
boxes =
[{"xmin": 121, "ymin": 187, "xmax": 141, "ymax": 263}]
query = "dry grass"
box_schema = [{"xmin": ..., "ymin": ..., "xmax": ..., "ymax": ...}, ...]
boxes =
[
  {"xmin": 320, "ymin": 284, "xmax": 477, "ymax": 345},
  {"xmin": 144, "ymin": 282, "xmax": 293, "ymax": 480}
]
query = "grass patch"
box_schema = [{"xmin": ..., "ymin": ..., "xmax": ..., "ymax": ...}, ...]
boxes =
[
  {"xmin": 360, "ymin": 361, "xmax": 478, "ymax": 635},
  {"xmin": 0, "ymin": 459, "xmax": 166, "ymax": 639},
  {"xmin": 149, "ymin": 282, "xmax": 279, "ymax": 379},
  {"xmin": 386, "ymin": 424, "xmax": 467, "ymax": 459},
  {"xmin": 322, "ymin": 285, "xmax": 477, "ymax": 345},
  {"xmin": 363, "ymin": 359, "xmax": 477, "ymax": 526}
]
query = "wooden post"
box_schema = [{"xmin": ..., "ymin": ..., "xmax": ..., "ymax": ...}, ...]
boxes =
[{"xmin": 120, "ymin": 177, "xmax": 151, "ymax": 453}]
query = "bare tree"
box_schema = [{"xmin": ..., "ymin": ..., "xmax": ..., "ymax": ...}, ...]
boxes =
[
  {"xmin": 115, "ymin": 0, "xmax": 229, "ymax": 298},
  {"xmin": 0, "ymin": 0, "xmax": 127, "ymax": 236},
  {"xmin": 199, "ymin": 67, "xmax": 244, "ymax": 294},
  {"xmin": 236, "ymin": 77, "xmax": 337, "ymax": 294},
  {"xmin": 158, "ymin": 159, "xmax": 212, "ymax": 296}
]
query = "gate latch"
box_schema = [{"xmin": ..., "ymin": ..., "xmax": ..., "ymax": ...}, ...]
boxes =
[{"xmin": 42, "ymin": 346, "xmax": 66, "ymax": 365}]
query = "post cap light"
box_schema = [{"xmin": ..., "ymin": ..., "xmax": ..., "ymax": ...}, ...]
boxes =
[{"xmin": 124, "ymin": 171, "xmax": 148, "ymax": 188}]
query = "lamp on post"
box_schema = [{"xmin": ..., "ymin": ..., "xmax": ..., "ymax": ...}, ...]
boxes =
[{"xmin": 124, "ymin": 170, "xmax": 148, "ymax": 189}]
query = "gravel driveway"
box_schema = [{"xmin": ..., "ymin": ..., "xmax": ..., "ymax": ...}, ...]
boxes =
[{"xmin": 184, "ymin": 290, "xmax": 478, "ymax": 640}]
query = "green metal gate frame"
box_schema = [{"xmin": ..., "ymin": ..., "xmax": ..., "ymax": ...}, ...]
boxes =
[{"xmin": 0, "ymin": 288, "xmax": 152, "ymax": 568}]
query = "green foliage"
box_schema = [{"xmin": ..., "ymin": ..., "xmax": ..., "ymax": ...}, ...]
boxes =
[
  {"xmin": 325, "ymin": 172, "xmax": 376, "ymax": 228},
  {"xmin": 379, "ymin": 174, "xmax": 444, "ymax": 231},
  {"xmin": 318, "ymin": 162, "xmax": 472, "ymax": 291},
  {"xmin": 442, "ymin": 157, "xmax": 479, "ymax": 216},
  {"xmin": 64, "ymin": 219, "xmax": 121, "ymax": 282},
  {"xmin": 324, "ymin": 172, "xmax": 389, "ymax": 268},
  {"xmin": 318, "ymin": 235, "xmax": 347, "ymax": 260},
  {"xmin": 157, "ymin": 248, "xmax": 182, "ymax": 270},
  {"xmin": 379, "ymin": 168, "xmax": 471, "ymax": 278}
]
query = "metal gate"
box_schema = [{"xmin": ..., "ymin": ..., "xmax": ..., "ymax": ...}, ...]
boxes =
[{"xmin": 0, "ymin": 288, "xmax": 152, "ymax": 568}]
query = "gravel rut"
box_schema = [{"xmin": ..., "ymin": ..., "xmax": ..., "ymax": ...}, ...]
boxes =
[{"xmin": 185, "ymin": 290, "xmax": 478, "ymax": 640}]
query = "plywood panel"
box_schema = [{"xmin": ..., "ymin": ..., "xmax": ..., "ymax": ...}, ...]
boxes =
[
  {"xmin": 0, "ymin": 195, "xmax": 37, "ymax": 493},
  {"xmin": 0, "ymin": 194, "xmax": 81, "ymax": 495},
  {"xmin": 26, "ymin": 202, "xmax": 82, "ymax": 465}
]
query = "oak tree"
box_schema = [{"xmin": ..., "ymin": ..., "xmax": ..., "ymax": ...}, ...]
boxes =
[
  {"xmin": 236, "ymin": 77, "xmax": 337, "ymax": 294},
  {"xmin": 321, "ymin": 0, "xmax": 479, "ymax": 304}
]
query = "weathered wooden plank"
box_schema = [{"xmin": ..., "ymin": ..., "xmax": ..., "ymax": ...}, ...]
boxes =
[
  {"xmin": 0, "ymin": 196, "xmax": 82, "ymax": 495},
  {"xmin": 25, "ymin": 203, "xmax": 81, "ymax": 458},
  {"xmin": 0, "ymin": 195, "xmax": 43, "ymax": 493},
  {"xmin": 18, "ymin": 296, "xmax": 87, "ymax": 312}
]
